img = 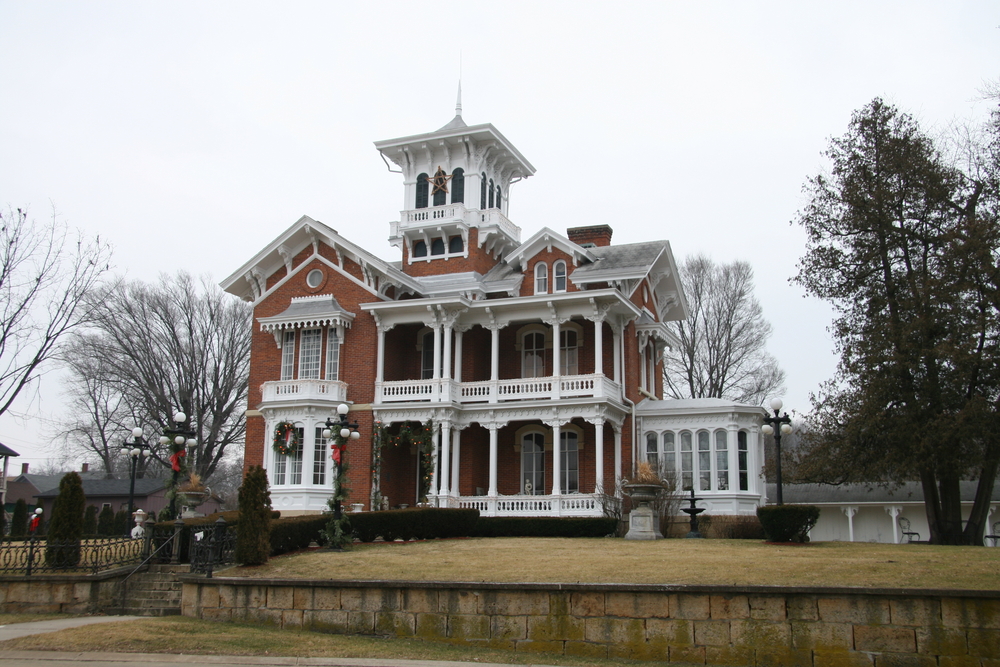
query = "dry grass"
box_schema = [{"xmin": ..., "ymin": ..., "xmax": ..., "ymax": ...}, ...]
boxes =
[
  {"xmin": 0, "ymin": 616, "xmax": 666, "ymax": 666},
  {"xmin": 0, "ymin": 613, "xmax": 77, "ymax": 625},
  {"xmin": 229, "ymin": 537, "xmax": 1000, "ymax": 590}
]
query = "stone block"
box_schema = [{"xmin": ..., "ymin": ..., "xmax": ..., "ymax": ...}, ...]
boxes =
[
  {"xmin": 694, "ymin": 620, "xmax": 731, "ymax": 646},
  {"xmin": 873, "ymin": 654, "xmax": 937, "ymax": 667},
  {"xmin": 548, "ymin": 591, "xmax": 569, "ymax": 616},
  {"xmin": 304, "ymin": 609, "xmax": 349, "ymax": 634},
  {"xmin": 584, "ymin": 616, "xmax": 645, "ymax": 646},
  {"xmin": 967, "ymin": 628, "xmax": 1000, "ymax": 659},
  {"xmin": 515, "ymin": 639, "xmax": 564, "ymax": 654},
  {"xmin": 890, "ymin": 599, "xmax": 941, "ymax": 627},
  {"xmin": 854, "ymin": 626, "xmax": 916, "ymax": 653},
  {"xmin": 5, "ymin": 583, "xmax": 29, "ymax": 603},
  {"xmin": 646, "ymin": 618, "xmax": 694, "ymax": 646},
  {"xmin": 341, "ymin": 587, "xmax": 399, "ymax": 612},
  {"xmin": 218, "ymin": 585, "xmax": 236, "ymax": 609},
  {"xmin": 402, "ymin": 588, "xmax": 437, "ymax": 613},
  {"xmin": 526, "ymin": 613, "xmax": 585, "ymax": 641},
  {"xmin": 248, "ymin": 607, "xmax": 283, "ymax": 627},
  {"xmin": 570, "ymin": 591, "xmax": 604, "ymax": 617},
  {"xmin": 818, "ymin": 597, "xmax": 891, "ymax": 625},
  {"xmin": 50, "ymin": 583, "xmax": 73, "ymax": 604},
  {"xmin": 813, "ymin": 649, "xmax": 875, "ymax": 667},
  {"xmin": 346, "ymin": 611, "xmax": 375, "ymax": 634},
  {"xmin": 605, "ymin": 591, "xmax": 669, "ymax": 618},
  {"xmin": 181, "ymin": 583, "xmax": 199, "ymax": 609},
  {"xmin": 671, "ymin": 593, "xmax": 711, "ymax": 620},
  {"xmin": 632, "ymin": 637, "xmax": 670, "ymax": 662},
  {"xmin": 791, "ymin": 621, "xmax": 853, "ymax": 650},
  {"xmin": 711, "ymin": 594, "xmax": 750, "ymax": 619},
  {"xmin": 414, "ymin": 613, "xmax": 448, "ymax": 640},
  {"xmin": 942, "ymin": 598, "xmax": 1000, "ymax": 629},
  {"xmin": 73, "ymin": 582, "xmax": 91, "ymax": 603},
  {"xmin": 437, "ymin": 589, "xmax": 479, "ymax": 615},
  {"xmin": 375, "ymin": 611, "xmax": 415, "ymax": 637},
  {"xmin": 484, "ymin": 637, "xmax": 515, "ymax": 651},
  {"xmin": 281, "ymin": 609, "xmax": 303, "ymax": 628},
  {"xmin": 749, "ymin": 596, "xmax": 787, "ymax": 620},
  {"xmin": 200, "ymin": 585, "xmax": 220, "ymax": 609},
  {"xmin": 292, "ymin": 587, "xmax": 313, "ymax": 609},
  {"xmin": 706, "ymin": 646, "xmax": 756, "ymax": 666},
  {"xmin": 938, "ymin": 657, "xmax": 983, "ymax": 667},
  {"xmin": 247, "ymin": 585, "xmax": 266, "ymax": 609},
  {"xmin": 788, "ymin": 595, "xmax": 820, "ymax": 621},
  {"xmin": 490, "ymin": 615, "xmax": 526, "ymax": 641},
  {"xmin": 479, "ymin": 590, "xmax": 547, "ymax": 616},
  {"xmin": 449, "ymin": 614, "xmax": 489, "ymax": 640},
  {"xmin": 754, "ymin": 646, "xmax": 814, "ymax": 667},
  {"xmin": 564, "ymin": 641, "xmax": 607, "ymax": 658},
  {"xmin": 313, "ymin": 588, "xmax": 340, "ymax": 610},
  {"xmin": 201, "ymin": 607, "xmax": 232, "ymax": 622},
  {"xmin": 266, "ymin": 586, "xmax": 293, "ymax": 610},
  {"xmin": 915, "ymin": 626, "xmax": 967, "ymax": 655},
  {"xmin": 731, "ymin": 619, "xmax": 791, "ymax": 648},
  {"xmin": 669, "ymin": 645, "xmax": 706, "ymax": 664}
]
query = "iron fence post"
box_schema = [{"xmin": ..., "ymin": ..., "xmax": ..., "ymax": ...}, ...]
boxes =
[
  {"xmin": 171, "ymin": 518, "xmax": 184, "ymax": 564},
  {"xmin": 142, "ymin": 518, "xmax": 155, "ymax": 559}
]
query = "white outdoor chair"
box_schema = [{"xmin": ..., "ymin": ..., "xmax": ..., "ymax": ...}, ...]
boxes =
[
  {"xmin": 898, "ymin": 517, "xmax": 920, "ymax": 543},
  {"xmin": 985, "ymin": 521, "xmax": 1000, "ymax": 547}
]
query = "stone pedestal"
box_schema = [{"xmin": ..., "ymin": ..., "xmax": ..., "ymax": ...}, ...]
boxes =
[{"xmin": 624, "ymin": 505, "xmax": 664, "ymax": 540}]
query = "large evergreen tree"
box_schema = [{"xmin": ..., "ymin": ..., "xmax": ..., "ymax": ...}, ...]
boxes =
[
  {"xmin": 235, "ymin": 466, "xmax": 271, "ymax": 566},
  {"xmin": 45, "ymin": 472, "xmax": 86, "ymax": 566},
  {"xmin": 10, "ymin": 498, "xmax": 27, "ymax": 538},
  {"xmin": 795, "ymin": 98, "xmax": 1000, "ymax": 544}
]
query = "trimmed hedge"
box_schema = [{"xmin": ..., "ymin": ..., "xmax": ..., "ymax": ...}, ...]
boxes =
[
  {"xmin": 756, "ymin": 504, "xmax": 820, "ymax": 543},
  {"xmin": 270, "ymin": 515, "xmax": 329, "ymax": 555},
  {"xmin": 472, "ymin": 516, "xmax": 618, "ymax": 538},
  {"xmin": 351, "ymin": 508, "xmax": 480, "ymax": 542}
]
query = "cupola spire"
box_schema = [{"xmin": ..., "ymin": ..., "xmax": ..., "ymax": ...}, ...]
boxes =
[{"xmin": 455, "ymin": 80, "xmax": 462, "ymax": 118}]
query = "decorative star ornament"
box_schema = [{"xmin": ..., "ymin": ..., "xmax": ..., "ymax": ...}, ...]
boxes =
[{"xmin": 428, "ymin": 166, "xmax": 452, "ymax": 195}]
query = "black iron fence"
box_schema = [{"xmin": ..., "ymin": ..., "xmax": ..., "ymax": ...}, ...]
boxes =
[
  {"xmin": 189, "ymin": 517, "xmax": 236, "ymax": 577},
  {"xmin": 0, "ymin": 535, "xmax": 146, "ymax": 575}
]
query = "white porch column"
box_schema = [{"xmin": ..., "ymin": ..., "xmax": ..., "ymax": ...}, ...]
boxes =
[
  {"xmin": 453, "ymin": 327, "xmax": 465, "ymax": 383},
  {"xmin": 613, "ymin": 424, "xmax": 623, "ymax": 486},
  {"xmin": 592, "ymin": 317, "xmax": 604, "ymax": 376},
  {"xmin": 442, "ymin": 323, "xmax": 453, "ymax": 380},
  {"xmin": 376, "ymin": 326, "xmax": 386, "ymax": 383},
  {"xmin": 551, "ymin": 320, "xmax": 562, "ymax": 378},
  {"xmin": 489, "ymin": 324, "xmax": 501, "ymax": 403},
  {"xmin": 611, "ymin": 321, "xmax": 623, "ymax": 386},
  {"xmin": 548, "ymin": 420, "xmax": 565, "ymax": 496},
  {"xmin": 842, "ymin": 506, "xmax": 859, "ymax": 542},
  {"xmin": 432, "ymin": 324, "xmax": 442, "ymax": 380},
  {"xmin": 488, "ymin": 422, "xmax": 499, "ymax": 496},
  {"xmin": 450, "ymin": 427, "xmax": 462, "ymax": 497},
  {"xmin": 439, "ymin": 421, "xmax": 452, "ymax": 497},
  {"xmin": 885, "ymin": 506, "xmax": 902, "ymax": 544},
  {"xmin": 590, "ymin": 417, "xmax": 605, "ymax": 494},
  {"xmin": 429, "ymin": 422, "xmax": 440, "ymax": 497}
]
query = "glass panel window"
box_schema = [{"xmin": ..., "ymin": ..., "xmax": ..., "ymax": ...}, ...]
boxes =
[
  {"xmin": 451, "ymin": 168, "xmax": 465, "ymax": 203},
  {"xmin": 412, "ymin": 240, "xmax": 427, "ymax": 258},
  {"xmin": 421, "ymin": 331, "xmax": 435, "ymax": 379},
  {"xmin": 645, "ymin": 432, "xmax": 658, "ymax": 468},
  {"xmin": 281, "ymin": 331, "xmax": 295, "ymax": 380},
  {"xmin": 559, "ymin": 329, "xmax": 578, "ymax": 375},
  {"xmin": 738, "ymin": 431, "xmax": 749, "ymax": 491},
  {"xmin": 561, "ymin": 431, "xmax": 579, "ymax": 493},
  {"xmin": 488, "ymin": 179, "xmax": 495, "ymax": 208},
  {"xmin": 554, "ymin": 261, "xmax": 567, "ymax": 292},
  {"xmin": 415, "ymin": 173, "xmax": 429, "ymax": 209},
  {"xmin": 313, "ymin": 427, "xmax": 327, "ymax": 485},
  {"xmin": 663, "ymin": 432, "xmax": 676, "ymax": 477},
  {"xmin": 698, "ymin": 431, "xmax": 711, "ymax": 491},
  {"xmin": 480, "ymin": 172, "xmax": 487, "ymax": 209},
  {"xmin": 715, "ymin": 430, "xmax": 729, "ymax": 491},
  {"xmin": 289, "ymin": 427, "xmax": 303, "ymax": 484},
  {"xmin": 448, "ymin": 236, "xmax": 463, "ymax": 253},
  {"xmin": 680, "ymin": 431, "xmax": 693, "ymax": 491},
  {"xmin": 534, "ymin": 263, "xmax": 548, "ymax": 294},
  {"xmin": 521, "ymin": 433, "xmax": 545, "ymax": 495},
  {"xmin": 325, "ymin": 328, "xmax": 340, "ymax": 381},
  {"xmin": 273, "ymin": 446, "xmax": 287, "ymax": 486},
  {"xmin": 299, "ymin": 328, "xmax": 322, "ymax": 379},
  {"xmin": 431, "ymin": 238, "xmax": 445, "ymax": 255},
  {"xmin": 522, "ymin": 331, "xmax": 546, "ymax": 378}
]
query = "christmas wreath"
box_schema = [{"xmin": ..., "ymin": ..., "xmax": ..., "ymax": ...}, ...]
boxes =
[{"xmin": 273, "ymin": 421, "xmax": 299, "ymax": 455}]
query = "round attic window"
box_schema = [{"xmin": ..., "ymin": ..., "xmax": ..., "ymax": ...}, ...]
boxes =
[{"xmin": 306, "ymin": 269, "xmax": 324, "ymax": 288}]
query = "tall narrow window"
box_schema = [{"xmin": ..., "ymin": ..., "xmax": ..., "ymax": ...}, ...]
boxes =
[
  {"xmin": 522, "ymin": 331, "xmax": 546, "ymax": 378},
  {"xmin": 299, "ymin": 328, "xmax": 322, "ymax": 379},
  {"xmin": 534, "ymin": 262, "xmax": 548, "ymax": 294},
  {"xmin": 449, "ymin": 235, "xmax": 463, "ymax": 253},
  {"xmin": 559, "ymin": 329, "xmax": 578, "ymax": 375},
  {"xmin": 313, "ymin": 426, "xmax": 328, "ymax": 485},
  {"xmin": 451, "ymin": 168, "xmax": 465, "ymax": 203},
  {"xmin": 738, "ymin": 431, "xmax": 749, "ymax": 491},
  {"xmin": 432, "ymin": 178, "xmax": 447, "ymax": 207},
  {"xmin": 273, "ymin": 447, "xmax": 287, "ymax": 485},
  {"xmin": 325, "ymin": 328, "xmax": 340, "ymax": 381},
  {"xmin": 680, "ymin": 431, "xmax": 693, "ymax": 490},
  {"xmin": 421, "ymin": 330, "xmax": 435, "ymax": 379},
  {"xmin": 663, "ymin": 432, "xmax": 676, "ymax": 477},
  {"xmin": 488, "ymin": 179, "xmax": 495, "ymax": 208},
  {"xmin": 281, "ymin": 331, "xmax": 295, "ymax": 380},
  {"xmin": 430, "ymin": 238, "xmax": 445, "ymax": 255},
  {"xmin": 561, "ymin": 431, "xmax": 579, "ymax": 493},
  {"xmin": 521, "ymin": 433, "xmax": 545, "ymax": 494},
  {"xmin": 415, "ymin": 173, "xmax": 429, "ymax": 209},
  {"xmin": 496, "ymin": 185, "xmax": 502, "ymax": 210},
  {"xmin": 698, "ymin": 431, "xmax": 711, "ymax": 491},
  {"xmin": 553, "ymin": 260, "xmax": 567, "ymax": 292},
  {"xmin": 412, "ymin": 240, "xmax": 427, "ymax": 258},
  {"xmin": 715, "ymin": 430, "xmax": 729, "ymax": 491},
  {"xmin": 289, "ymin": 427, "xmax": 304, "ymax": 484},
  {"xmin": 480, "ymin": 172, "xmax": 487, "ymax": 209},
  {"xmin": 645, "ymin": 432, "xmax": 658, "ymax": 468}
]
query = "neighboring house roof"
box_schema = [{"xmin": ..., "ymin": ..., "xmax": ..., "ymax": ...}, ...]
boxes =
[
  {"xmin": 34, "ymin": 478, "xmax": 166, "ymax": 499},
  {"xmin": 770, "ymin": 482, "xmax": 1000, "ymax": 505}
]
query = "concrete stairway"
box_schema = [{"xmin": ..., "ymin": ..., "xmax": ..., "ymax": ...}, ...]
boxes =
[{"xmin": 118, "ymin": 564, "xmax": 187, "ymax": 616}]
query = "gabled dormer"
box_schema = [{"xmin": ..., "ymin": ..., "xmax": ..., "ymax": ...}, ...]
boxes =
[{"xmin": 375, "ymin": 91, "xmax": 535, "ymax": 277}]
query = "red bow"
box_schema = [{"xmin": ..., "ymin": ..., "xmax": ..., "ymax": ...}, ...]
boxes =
[
  {"xmin": 331, "ymin": 442, "xmax": 346, "ymax": 465},
  {"xmin": 170, "ymin": 449, "xmax": 186, "ymax": 472}
]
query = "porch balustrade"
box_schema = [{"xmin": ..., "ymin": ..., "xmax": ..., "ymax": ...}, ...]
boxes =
[
  {"xmin": 375, "ymin": 373, "xmax": 620, "ymax": 404},
  {"xmin": 261, "ymin": 379, "xmax": 348, "ymax": 405},
  {"xmin": 450, "ymin": 493, "xmax": 603, "ymax": 517}
]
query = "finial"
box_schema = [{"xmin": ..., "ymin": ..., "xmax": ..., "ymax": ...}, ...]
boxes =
[{"xmin": 455, "ymin": 80, "xmax": 462, "ymax": 118}]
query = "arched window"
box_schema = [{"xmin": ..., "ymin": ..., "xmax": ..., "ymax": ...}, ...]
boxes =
[
  {"xmin": 415, "ymin": 173, "xmax": 429, "ymax": 209},
  {"xmin": 663, "ymin": 432, "xmax": 676, "ymax": 476},
  {"xmin": 561, "ymin": 431, "xmax": 579, "ymax": 493},
  {"xmin": 534, "ymin": 262, "xmax": 548, "ymax": 295},
  {"xmin": 522, "ymin": 330, "xmax": 546, "ymax": 378},
  {"xmin": 715, "ymin": 430, "xmax": 729, "ymax": 491},
  {"xmin": 738, "ymin": 431, "xmax": 749, "ymax": 491},
  {"xmin": 521, "ymin": 432, "xmax": 545, "ymax": 495},
  {"xmin": 448, "ymin": 236, "xmax": 464, "ymax": 253},
  {"xmin": 680, "ymin": 431, "xmax": 693, "ymax": 491},
  {"xmin": 645, "ymin": 432, "xmax": 658, "ymax": 468},
  {"xmin": 488, "ymin": 179, "xmax": 495, "ymax": 208},
  {"xmin": 451, "ymin": 168, "xmax": 465, "ymax": 204},
  {"xmin": 431, "ymin": 238, "xmax": 445, "ymax": 256},
  {"xmin": 559, "ymin": 327, "xmax": 579, "ymax": 375},
  {"xmin": 496, "ymin": 185, "xmax": 502, "ymax": 210},
  {"xmin": 432, "ymin": 168, "xmax": 447, "ymax": 207},
  {"xmin": 698, "ymin": 431, "xmax": 711, "ymax": 491},
  {"xmin": 480, "ymin": 172, "xmax": 487, "ymax": 209},
  {"xmin": 553, "ymin": 260, "xmax": 567, "ymax": 292},
  {"xmin": 412, "ymin": 240, "xmax": 427, "ymax": 258}
]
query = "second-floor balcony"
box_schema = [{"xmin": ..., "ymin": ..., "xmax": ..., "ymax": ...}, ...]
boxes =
[
  {"xmin": 376, "ymin": 373, "xmax": 620, "ymax": 405},
  {"xmin": 261, "ymin": 379, "xmax": 348, "ymax": 406}
]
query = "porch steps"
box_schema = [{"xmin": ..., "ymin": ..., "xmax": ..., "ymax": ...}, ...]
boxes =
[{"xmin": 118, "ymin": 564, "xmax": 187, "ymax": 616}]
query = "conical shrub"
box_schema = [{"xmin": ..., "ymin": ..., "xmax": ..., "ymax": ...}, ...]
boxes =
[
  {"xmin": 45, "ymin": 472, "xmax": 86, "ymax": 567},
  {"xmin": 235, "ymin": 466, "xmax": 272, "ymax": 566}
]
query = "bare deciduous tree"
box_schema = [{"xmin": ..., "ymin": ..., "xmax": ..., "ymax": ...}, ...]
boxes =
[
  {"xmin": 663, "ymin": 255, "xmax": 784, "ymax": 405},
  {"xmin": 0, "ymin": 206, "xmax": 112, "ymax": 417}
]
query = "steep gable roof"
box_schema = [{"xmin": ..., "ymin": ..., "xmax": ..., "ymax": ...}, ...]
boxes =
[{"xmin": 504, "ymin": 227, "xmax": 595, "ymax": 269}]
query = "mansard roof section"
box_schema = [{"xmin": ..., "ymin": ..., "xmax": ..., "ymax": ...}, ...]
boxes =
[
  {"xmin": 505, "ymin": 227, "xmax": 596, "ymax": 269},
  {"xmin": 635, "ymin": 397, "xmax": 768, "ymax": 417},
  {"xmin": 374, "ymin": 122, "xmax": 536, "ymax": 180},
  {"xmin": 571, "ymin": 240, "xmax": 689, "ymax": 323},
  {"xmin": 220, "ymin": 215, "xmax": 422, "ymax": 302}
]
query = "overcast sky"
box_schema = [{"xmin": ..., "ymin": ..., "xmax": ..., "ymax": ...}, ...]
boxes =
[{"xmin": 1, "ymin": 1, "xmax": 998, "ymax": 469}]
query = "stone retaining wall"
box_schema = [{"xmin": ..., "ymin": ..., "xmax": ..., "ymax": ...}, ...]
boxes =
[
  {"xmin": 0, "ymin": 568, "xmax": 130, "ymax": 614},
  {"xmin": 180, "ymin": 577, "xmax": 1000, "ymax": 665}
]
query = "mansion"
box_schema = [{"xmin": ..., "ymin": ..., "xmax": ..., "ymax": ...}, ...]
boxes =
[{"xmin": 222, "ymin": 103, "xmax": 768, "ymax": 517}]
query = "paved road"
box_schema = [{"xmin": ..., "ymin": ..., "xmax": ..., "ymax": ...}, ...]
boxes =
[{"xmin": 0, "ymin": 617, "xmax": 561, "ymax": 667}]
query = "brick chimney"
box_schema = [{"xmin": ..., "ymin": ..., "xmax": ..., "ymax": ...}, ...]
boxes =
[
  {"xmin": 567, "ymin": 224, "xmax": 613, "ymax": 247},
  {"xmin": 81, "ymin": 463, "xmax": 89, "ymax": 473},
  {"xmin": 20, "ymin": 462, "xmax": 28, "ymax": 475}
]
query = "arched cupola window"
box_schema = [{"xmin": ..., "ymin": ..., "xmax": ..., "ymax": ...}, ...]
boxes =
[
  {"xmin": 553, "ymin": 260, "xmax": 567, "ymax": 292},
  {"xmin": 534, "ymin": 262, "xmax": 548, "ymax": 295},
  {"xmin": 431, "ymin": 167, "xmax": 448, "ymax": 207},
  {"xmin": 451, "ymin": 168, "xmax": 465, "ymax": 204},
  {"xmin": 449, "ymin": 235, "xmax": 464, "ymax": 253},
  {"xmin": 488, "ymin": 179, "xmax": 495, "ymax": 208},
  {"xmin": 412, "ymin": 240, "xmax": 428, "ymax": 258},
  {"xmin": 415, "ymin": 173, "xmax": 429, "ymax": 209},
  {"xmin": 431, "ymin": 238, "xmax": 445, "ymax": 256},
  {"xmin": 496, "ymin": 185, "xmax": 502, "ymax": 210},
  {"xmin": 480, "ymin": 172, "xmax": 487, "ymax": 209}
]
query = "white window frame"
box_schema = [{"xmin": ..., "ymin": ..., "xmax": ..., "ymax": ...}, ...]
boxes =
[
  {"xmin": 559, "ymin": 325, "xmax": 581, "ymax": 375},
  {"xmin": 645, "ymin": 432, "xmax": 658, "ymax": 468},
  {"xmin": 519, "ymin": 325, "xmax": 548, "ymax": 378},
  {"xmin": 534, "ymin": 262, "xmax": 548, "ymax": 295},
  {"xmin": 697, "ymin": 430, "xmax": 711, "ymax": 492},
  {"xmin": 313, "ymin": 426, "xmax": 328, "ymax": 485},
  {"xmin": 663, "ymin": 431, "xmax": 676, "ymax": 480},
  {"xmin": 325, "ymin": 327, "xmax": 341, "ymax": 381},
  {"xmin": 299, "ymin": 328, "xmax": 322, "ymax": 380},
  {"xmin": 680, "ymin": 431, "xmax": 693, "ymax": 491},
  {"xmin": 520, "ymin": 431, "xmax": 545, "ymax": 495},
  {"xmin": 280, "ymin": 330, "xmax": 296, "ymax": 380},
  {"xmin": 560, "ymin": 430, "xmax": 579, "ymax": 493},
  {"xmin": 738, "ymin": 430, "xmax": 750, "ymax": 491},
  {"xmin": 553, "ymin": 260, "xmax": 567, "ymax": 293},
  {"xmin": 715, "ymin": 430, "xmax": 730, "ymax": 491}
]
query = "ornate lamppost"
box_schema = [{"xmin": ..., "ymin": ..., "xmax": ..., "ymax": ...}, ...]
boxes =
[
  {"xmin": 161, "ymin": 411, "xmax": 197, "ymax": 519},
  {"xmin": 322, "ymin": 403, "xmax": 361, "ymax": 547},
  {"xmin": 121, "ymin": 427, "xmax": 151, "ymax": 529},
  {"xmin": 761, "ymin": 398, "xmax": 793, "ymax": 505}
]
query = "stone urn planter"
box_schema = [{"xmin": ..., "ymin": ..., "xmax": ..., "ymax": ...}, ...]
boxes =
[
  {"xmin": 179, "ymin": 489, "xmax": 212, "ymax": 518},
  {"xmin": 622, "ymin": 482, "xmax": 665, "ymax": 540}
]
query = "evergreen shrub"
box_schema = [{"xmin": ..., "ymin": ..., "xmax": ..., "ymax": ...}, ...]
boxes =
[
  {"xmin": 82, "ymin": 505, "xmax": 98, "ymax": 535},
  {"xmin": 45, "ymin": 472, "xmax": 86, "ymax": 567},
  {"xmin": 351, "ymin": 508, "xmax": 480, "ymax": 542},
  {"xmin": 97, "ymin": 506, "xmax": 115, "ymax": 535},
  {"xmin": 473, "ymin": 516, "xmax": 617, "ymax": 538},
  {"xmin": 270, "ymin": 515, "xmax": 328, "ymax": 555},
  {"xmin": 113, "ymin": 509, "xmax": 129, "ymax": 535},
  {"xmin": 10, "ymin": 499, "xmax": 28, "ymax": 538},
  {"xmin": 235, "ymin": 465, "xmax": 272, "ymax": 565},
  {"xmin": 756, "ymin": 505, "xmax": 820, "ymax": 543}
]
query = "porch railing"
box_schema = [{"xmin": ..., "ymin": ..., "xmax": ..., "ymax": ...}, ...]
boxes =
[
  {"xmin": 453, "ymin": 493, "xmax": 604, "ymax": 517},
  {"xmin": 261, "ymin": 379, "xmax": 348, "ymax": 405},
  {"xmin": 377, "ymin": 373, "xmax": 621, "ymax": 405}
]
